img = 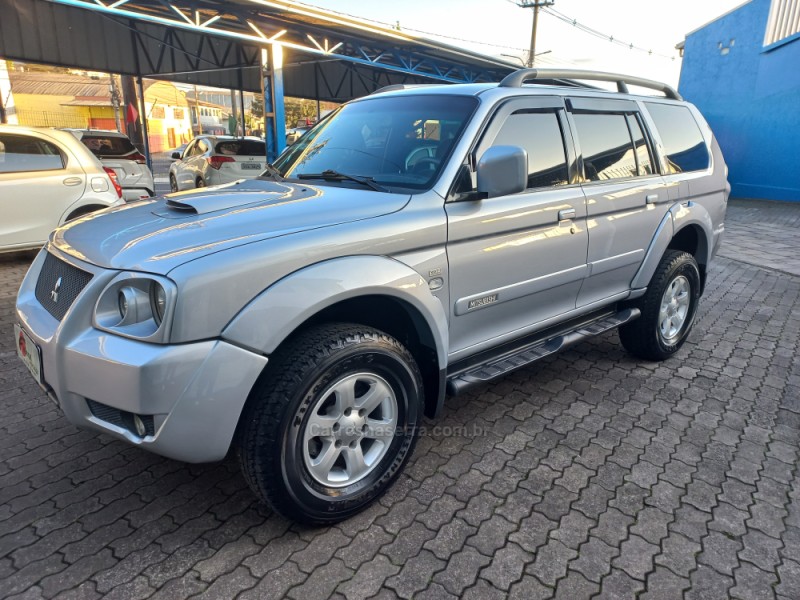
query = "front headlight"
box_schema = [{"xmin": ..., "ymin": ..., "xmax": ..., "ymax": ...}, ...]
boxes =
[{"xmin": 94, "ymin": 273, "xmax": 177, "ymax": 342}]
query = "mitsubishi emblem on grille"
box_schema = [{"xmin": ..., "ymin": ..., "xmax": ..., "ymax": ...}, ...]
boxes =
[{"xmin": 50, "ymin": 277, "xmax": 62, "ymax": 303}]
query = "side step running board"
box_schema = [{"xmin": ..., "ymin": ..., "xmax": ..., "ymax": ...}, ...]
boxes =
[{"xmin": 446, "ymin": 308, "xmax": 640, "ymax": 396}]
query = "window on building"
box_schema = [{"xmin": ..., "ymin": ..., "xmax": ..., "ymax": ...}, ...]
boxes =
[
  {"xmin": 173, "ymin": 108, "xmax": 185, "ymax": 120},
  {"xmin": 572, "ymin": 113, "xmax": 638, "ymax": 181},
  {"xmin": 492, "ymin": 111, "xmax": 569, "ymax": 188},
  {"xmin": 645, "ymin": 103, "xmax": 710, "ymax": 173},
  {"xmin": 0, "ymin": 134, "xmax": 65, "ymax": 173},
  {"xmin": 151, "ymin": 106, "xmax": 165, "ymax": 119},
  {"xmin": 764, "ymin": 0, "xmax": 800, "ymax": 45}
]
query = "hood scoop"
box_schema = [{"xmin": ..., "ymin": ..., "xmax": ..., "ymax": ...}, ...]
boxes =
[{"xmin": 156, "ymin": 184, "xmax": 302, "ymax": 217}]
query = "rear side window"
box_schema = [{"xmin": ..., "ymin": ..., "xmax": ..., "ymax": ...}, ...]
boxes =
[
  {"xmin": 645, "ymin": 103, "xmax": 710, "ymax": 173},
  {"xmin": 215, "ymin": 140, "xmax": 266, "ymax": 156},
  {"xmin": 572, "ymin": 113, "xmax": 638, "ymax": 181},
  {"xmin": 492, "ymin": 111, "xmax": 569, "ymax": 188},
  {"xmin": 81, "ymin": 134, "xmax": 137, "ymax": 158},
  {"xmin": 0, "ymin": 134, "xmax": 65, "ymax": 173}
]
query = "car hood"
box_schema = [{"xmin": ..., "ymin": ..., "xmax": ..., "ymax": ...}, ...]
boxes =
[{"xmin": 51, "ymin": 179, "xmax": 411, "ymax": 274}]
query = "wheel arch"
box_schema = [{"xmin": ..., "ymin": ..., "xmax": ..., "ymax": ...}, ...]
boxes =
[
  {"xmin": 631, "ymin": 202, "xmax": 713, "ymax": 293},
  {"xmin": 222, "ymin": 256, "xmax": 449, "ymax": 418}
]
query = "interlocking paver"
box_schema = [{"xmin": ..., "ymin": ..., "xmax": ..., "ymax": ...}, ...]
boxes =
[{"xmin": 1, "ymin": 199, "xmax": 799, "ymax": 599}]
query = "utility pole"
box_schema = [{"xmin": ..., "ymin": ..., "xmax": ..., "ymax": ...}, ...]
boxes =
[
  {"xmin": 518, "ymin": 1, "xmax": 554, "ymax": 67},
  {"xmin": 109, "ymin": 74, "xmax": 122, "ymax": 132}
]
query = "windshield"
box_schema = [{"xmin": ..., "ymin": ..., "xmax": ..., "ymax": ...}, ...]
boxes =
[{"xmin": 272, "ymin": 94, "xmax": 478, "ymax": 191}]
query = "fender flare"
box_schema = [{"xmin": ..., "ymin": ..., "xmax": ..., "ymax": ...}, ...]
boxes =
[
  {"xmin": 630, "ymin": 201, "xmax": 713, "ymax": 290},
  {"xmin": 221, "ymin": 255, "xmax": 449, "ymax": 368}
]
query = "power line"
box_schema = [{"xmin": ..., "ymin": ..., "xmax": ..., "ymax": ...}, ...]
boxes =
[{"xmin": 540, "ymin": 6, "xmax": 678, "ymax": 61}]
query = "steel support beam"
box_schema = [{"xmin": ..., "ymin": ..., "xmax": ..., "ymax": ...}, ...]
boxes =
[{"xmin": 261, "ymin": 46, "xmax": 285, "ymax": 162}]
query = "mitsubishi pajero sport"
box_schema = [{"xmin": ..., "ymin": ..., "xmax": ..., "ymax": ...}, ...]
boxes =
[{"xmin": 15, "ymin": 69, "xmax": 728, "ymax": 523}]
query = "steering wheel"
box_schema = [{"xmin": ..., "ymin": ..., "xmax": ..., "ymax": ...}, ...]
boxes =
[{"xmin": 409, "ymin": 157, "xmax": 440, "ymax": 174}]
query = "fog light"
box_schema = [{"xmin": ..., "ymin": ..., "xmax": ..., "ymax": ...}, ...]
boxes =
[{"xmin": 133, "ymin": 414, "xmax": 147, "ymax": 437}]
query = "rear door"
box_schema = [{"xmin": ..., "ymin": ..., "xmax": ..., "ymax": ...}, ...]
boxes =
[
  {"xmin": 446, "ymin": 96, "xmax": 589, "ymax": 358},
  {"xmin": 0, "ymin": 132, "xmax": 84, "ymax": 248},
  {"xmin": 565, "ymin": 98, "xmax": 670, "ymax": 306}
]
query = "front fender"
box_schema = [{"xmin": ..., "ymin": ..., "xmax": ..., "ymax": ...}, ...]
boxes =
[
  {"xmin": 630, "ymin": 201, "xmax": 713, "ymax": 290},
  {"xmin": 222, "ymin": 255, "xmax": 449, "ymax": 367}
]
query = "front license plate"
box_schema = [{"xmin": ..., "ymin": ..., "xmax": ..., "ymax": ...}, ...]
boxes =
[
  {"xmin": 241, "ymin": 163, "xmax": 262, "ymax": 170},
  {"xmin": 14, "ymin": 324, "xmax": 42, "ymax": 385}
]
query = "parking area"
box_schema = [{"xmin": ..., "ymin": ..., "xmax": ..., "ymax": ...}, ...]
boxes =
[{"xmin": 0, "ymin": 198, "xmax": 798, "ymax": 600}]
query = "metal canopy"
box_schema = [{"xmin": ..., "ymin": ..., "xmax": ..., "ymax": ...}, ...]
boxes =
[{"xmin": 0, "ymin": 0, "xmax": 517, "ymax": 102}]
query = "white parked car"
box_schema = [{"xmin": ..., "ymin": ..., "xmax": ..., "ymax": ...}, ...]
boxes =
[
  {"xmin": 65, "ymin": 129, "xmax": 155, "ymax": 201},
  {"xmin": 0, "ymin": 125, "xmax": 124, "ymax": 253},
  {"xmin": 169, "ymin": 136, "xmax": 266, "ymax": 191}
]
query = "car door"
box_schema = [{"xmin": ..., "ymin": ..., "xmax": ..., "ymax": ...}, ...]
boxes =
[
  {"xmin": 174, "ymin": 139, "xmax": 196, "ymax": 189},
  {"xmin": 0, "ymin": 131, "xmax": 84, "ymax": 249},
  {"xmin": 445, "ymin": 97, "xmax": 589, "ymax": 358},
  {"xmin": 565, "ymin": 98, "xmax": 670, "ymax": 306}
]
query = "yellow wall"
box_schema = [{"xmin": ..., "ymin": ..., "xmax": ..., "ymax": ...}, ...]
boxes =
[{"xmin": 14, "ymin": 93, "xmax": 116, "ymax": 129}]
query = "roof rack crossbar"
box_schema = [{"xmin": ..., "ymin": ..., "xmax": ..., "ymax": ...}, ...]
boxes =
[{"xmin": 499, "ymin": 68, "xmax": 682, "ymax": 100}]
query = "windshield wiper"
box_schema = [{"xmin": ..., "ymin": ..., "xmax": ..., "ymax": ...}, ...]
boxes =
[{"xmin": 296, "ymin": 169, "xmax": 387, "ymax": 192}]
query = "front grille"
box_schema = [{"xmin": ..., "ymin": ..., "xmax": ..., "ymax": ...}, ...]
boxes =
[
  {"xmin": 34, "ymin": 252, "xmax": 93, "ymax": 321},
  {"xmin": 86, "ymin": 399, "xmax": 155, "ymax": 437}
]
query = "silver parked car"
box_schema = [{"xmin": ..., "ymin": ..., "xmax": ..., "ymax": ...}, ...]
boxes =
[
  {"xmin": 15, "ymin": 69, "xmax": 728, "ymax": 523},
  {"xmin": 0, "ymin": 124, "xmax": 124, "ymax": 253},
  {"xmin": 168, "ymin": 135, "xmax": 266, "ymax": 191},
  {"xmin": 65, "ymin": 129, "xmax": 155, "ymax": 201}
]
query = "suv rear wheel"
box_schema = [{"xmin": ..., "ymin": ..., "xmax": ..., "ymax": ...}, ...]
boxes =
[
  {"xmin": 237, "ymin": 323, "xmax": 423, "ymax": 524},
  {"xmin": 619, "ymin": 250, "xmax": 701, "ymax": 361}
]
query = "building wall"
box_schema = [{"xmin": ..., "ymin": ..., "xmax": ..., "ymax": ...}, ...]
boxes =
[
  {"xmin": 13, "ymin": 93, "xmax": 114, "ymax": 128},
  {"xmin": 143, "ymin": 81, "xmax": 192, "ymax": 152},
  {"xmin": 679, "ymin": 0, "xmax": 800, "ymax": 201}
]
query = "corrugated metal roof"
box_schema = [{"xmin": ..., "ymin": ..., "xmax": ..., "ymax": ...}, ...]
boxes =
[
  {"xmin": 60, "ymin": 98, "xmax": 112, "ymax": 106},
  {"xmin": 9, "ymin": 71, "xmax": 110, "ymax": 97}
]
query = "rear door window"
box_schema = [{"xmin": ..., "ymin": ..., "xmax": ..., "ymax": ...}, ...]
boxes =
[
  {"xmin": 645, "ymin": 103, "xmax": 710, "ymax": 173},
  {"xmin": 492, "ymin": 110, "xmax": 569, "ymax": 188},
  {"xmin": 571, "ymin": 113, "xmax": 638, "ymax": 181},
  {"xmin": 0, "ymin": 134, "xmax": 65, "ymax": 173}
]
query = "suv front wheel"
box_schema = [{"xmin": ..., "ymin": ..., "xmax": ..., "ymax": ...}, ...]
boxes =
[
  {"xmin": 619, "ymin": 250, "xmax": 701, "ymax": 361},
  {"xmin": 237, "ymin": 323, "xmax": 423, "ymax": 524}
]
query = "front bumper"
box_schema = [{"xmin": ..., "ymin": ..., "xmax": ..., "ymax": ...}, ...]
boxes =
[{"xmin": 15, "ymin": 247, "xmax": 268, "ymax": 463}]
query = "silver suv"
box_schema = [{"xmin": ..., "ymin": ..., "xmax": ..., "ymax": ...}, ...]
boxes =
[{"xmin": 14, "ymin": 69, "xmax": 728, "ymax": 523}]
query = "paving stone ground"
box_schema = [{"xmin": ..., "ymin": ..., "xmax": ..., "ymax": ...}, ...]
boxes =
[{"xmin": 1, "ymin": 197, "xmax": 799, "ymax": 599}]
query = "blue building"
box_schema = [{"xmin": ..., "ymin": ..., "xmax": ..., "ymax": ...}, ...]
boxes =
[{"xmin": 678, "ymin": 0, "xmax": 800, "ymax": 201}]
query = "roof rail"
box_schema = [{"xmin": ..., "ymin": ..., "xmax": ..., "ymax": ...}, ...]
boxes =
[{"xmin": 498, "ymin": 68, "xmax": 682, "ymax": 101}]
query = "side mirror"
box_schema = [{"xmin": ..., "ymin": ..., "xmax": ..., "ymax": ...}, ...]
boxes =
[
  {"xmin": 171, "ymin": 152, "xmax": 181, "ymax": 160},
  {"xmin": 476, "ymin": 145, "xmax": 527, "ymax": 198}
]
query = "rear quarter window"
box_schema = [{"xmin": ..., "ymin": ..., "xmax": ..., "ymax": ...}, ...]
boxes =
[{"xmin": 645, "ymin": 103, "xmax": 710, "ymax": 173}]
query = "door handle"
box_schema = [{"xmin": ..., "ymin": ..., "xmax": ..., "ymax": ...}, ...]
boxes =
[
  {"xmin": 646, "ymin": 194, "xmax": 659, "ymax": 204},
  {"xmin": 558, "ymin": 208, "xmax": 577, "ymax": 221},
  {"xmin": 62, "ymin": 177, "xmax": 83, "ymax": 186}
]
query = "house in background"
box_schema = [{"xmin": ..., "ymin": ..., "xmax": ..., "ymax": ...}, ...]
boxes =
[
  {"xmin": 678, "ymin": 0, "xmax": 800, "ymax": 201},
  {"xmin": 9, "ymin": 70, "xmax": 116, "ymax": 129},
  {"xmin": 186, "ymin": 97, "xmax": 230, "ymax": 136},
  {"xmin": 8, "ymin": 66, "xmax": 193, "ymax": 152},
  {"xmin": 142, "ymin": 80, "xmax": 193, "ymax": 152}
]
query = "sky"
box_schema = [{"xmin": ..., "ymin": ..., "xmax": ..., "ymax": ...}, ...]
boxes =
[{"xmin": 302, "ymin": 0, "xmax": 750, "ymax": 86}]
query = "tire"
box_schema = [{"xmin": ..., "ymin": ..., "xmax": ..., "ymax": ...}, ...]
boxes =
[
  {"xmin": 195, "ymin": 177, "xmax": 205, "ymax": 188},
  {"xmin": 237, "ymin": 323, "xmax": 424, "ymax": 524},
  {"xmin": 169, "ymin": 175, "xmax": 178, "ymax": 192},
  {"xmin": 619, "ymin": 250, "xmax": 701, "ymax": 361}
]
